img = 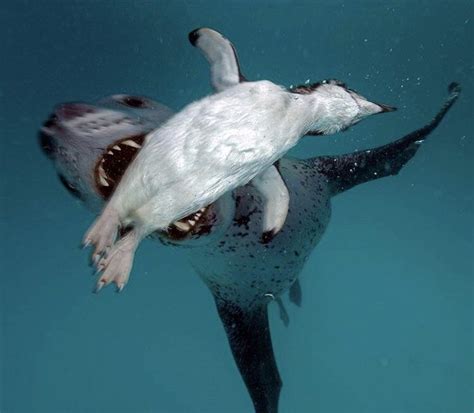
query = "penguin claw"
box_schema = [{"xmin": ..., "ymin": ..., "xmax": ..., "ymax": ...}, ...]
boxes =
[{"xmin": 94, "ymin": 280, "xmax": 105, "ymax": 294}]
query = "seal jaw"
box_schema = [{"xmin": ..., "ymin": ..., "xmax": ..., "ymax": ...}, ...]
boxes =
[
  {"xmin": 92, "ymin": 134, "xmax": 219, "ymax": 241},
  {"xmin": 94, "ymin": 134, "xmax": 146, "ymax": 199}
]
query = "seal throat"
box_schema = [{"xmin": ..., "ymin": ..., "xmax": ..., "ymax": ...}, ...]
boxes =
[{"xmin": 94, "ymin": 134, "xmax": 212, "ymax": 239}]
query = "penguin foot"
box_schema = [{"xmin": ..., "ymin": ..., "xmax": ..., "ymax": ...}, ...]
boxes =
[
  {"xmin": 83, "ymin": 206, "xmax": 120, "ymax": 263},
  {"xmin": 94, "ymin": 229, "xmax": 138, "ymax": 293}
]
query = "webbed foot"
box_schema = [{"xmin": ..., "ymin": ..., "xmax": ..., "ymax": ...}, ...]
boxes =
[
  {"xmin": 83, "ymin": 206, "xmax": 120, "ymax": 263},
  {"xmin": 94, "ymin": 229, "xmax": 139, "ymax": 293}
]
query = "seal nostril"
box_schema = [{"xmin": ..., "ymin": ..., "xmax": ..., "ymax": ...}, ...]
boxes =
[
  {"xmin": 38, "ymin": 131, "xmax": 55, "ymax": 158},
  {"xmin": 188, "ymin": 28, "xmax": 201, "ymax": 46}
]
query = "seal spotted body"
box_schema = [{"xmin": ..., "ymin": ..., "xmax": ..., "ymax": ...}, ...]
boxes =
[{"xmin": 39, "ymin": 28, "xmax": 460, "ymax": 413}]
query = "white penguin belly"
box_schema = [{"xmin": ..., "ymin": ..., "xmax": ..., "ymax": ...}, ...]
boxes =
[{"xmin": 111, "ymin": 81, "xmax": 302, "ymax": 230}]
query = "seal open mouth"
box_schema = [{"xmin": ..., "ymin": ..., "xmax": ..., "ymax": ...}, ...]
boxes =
[
  {"xmin": 94, "ymin": 134, "xmax": 146, "ymax": 199},
  {"xmin": 94, "ymin": 134, "xmax": 213, "ymax": 240}
]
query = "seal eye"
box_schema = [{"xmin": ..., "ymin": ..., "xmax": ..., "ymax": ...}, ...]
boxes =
[{"xmin": 119, "ymin": 96, "xmax": 151, "ymax": 109}]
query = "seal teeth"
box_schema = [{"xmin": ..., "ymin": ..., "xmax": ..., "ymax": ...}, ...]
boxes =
[
  {"xmin": 98, "ymin": 165, "xmax": 110, "ymax": 187},
  {"xmin": 99, "ymin": 174, "xmax": 109, "ymax": 187},
  {"xmin": 174, "ymin": 221, "xmax": 191, "ymax": 231},
  {"xmin": 188, "ymin": 219, "xmax": 196, "ymax": 226},
  {"xmin": 122, "ymin": 139, "xmax": 141, "ymax": 149},
  {"xmin": 107, "ymin": 150, "xmax": 114, "ymax": 155},
  {"xmin": 113, "ymin": 145, "xmax": 121, "ymax": 151}
]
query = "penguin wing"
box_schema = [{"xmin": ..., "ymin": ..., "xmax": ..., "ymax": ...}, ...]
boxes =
[
  {"xmin": 314, "ymin": 82, "xmax": 461, "ymax": 197},
  {"xmin": 251, "ymin": 164, "xmax": 290, "ymax": 242},
  {"xmin": 189, "ymin": 27, "xmax": 246, "ymax": 92}
]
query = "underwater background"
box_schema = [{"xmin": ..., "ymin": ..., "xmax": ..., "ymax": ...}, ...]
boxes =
[{"xmin": 1, "ymin": 1, "xmax": 473, "ymax": 412}]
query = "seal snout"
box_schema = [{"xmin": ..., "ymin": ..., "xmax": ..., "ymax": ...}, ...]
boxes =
[
  {"xmin": 188, "ymin": 28, "xmax": 202, "ymax": 46},
  {"xmin": 56, "ymin": 102, "xmax": 97, "ymax": 120}
]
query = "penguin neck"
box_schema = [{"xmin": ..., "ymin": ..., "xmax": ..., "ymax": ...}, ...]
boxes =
[
  {"xmin": 285, "ymin": 92, "xmax": 329, "ymax": 138},
  {"xmin": 293, "ymin": 91, "xmax": 350, "ymax": 136}
]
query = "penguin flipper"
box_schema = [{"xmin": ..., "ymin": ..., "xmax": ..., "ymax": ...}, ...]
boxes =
[
  {"xmin": 189, "ymin": 27, "xmax": 246, "ymax": 92},
  {"xmin": 216, "ymin": 300, "xmax": 282, "ymax": 413},
  {"xmin": 251, "ymin": 165, "xmax": 290, "ymax": 242},
  {"xmin": 315, "ymin": 82, "xmax": 461, "ymax": 196}
]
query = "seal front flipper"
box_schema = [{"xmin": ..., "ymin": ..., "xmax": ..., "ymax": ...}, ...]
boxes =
[
  {"xmin": 216, "ymin": 300, "xmax": 282, "ymax": 413},
  {"xmin": 251, "ymin": 165, "xmax": 290, "ymax": 243},
  {"xmin": 189, "ymin": 27, "xmax": 246, "ymax": 92},
  {"xmin": 314, "ymin": 82, "xmax": 461, "ymax": 196}
]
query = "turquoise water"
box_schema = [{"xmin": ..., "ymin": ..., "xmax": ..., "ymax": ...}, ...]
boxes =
[{"xmin": 1, "ymin": 1, "xmax": 472, "ymax": 412}]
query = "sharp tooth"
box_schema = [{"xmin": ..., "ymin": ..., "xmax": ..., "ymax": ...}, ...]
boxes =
[
  {"xmin": 188, "ymin": 219, "xmax": 196, "ymax": 226},
  {"xmin": 122, "ymin": 139, "xmax": 141, "ymax": 149},
  {"xmin": 113, "ymin": 145, "xmax": 121, "ymax": 151},
  {"xmin": 107, "ymin": 150, "xmax": 114, "ymax": 155},
  {"xmin": 97, "ymin": 165, "xmax": 110, "ymax": 187},
  {"xmin": 99, "ymin": 174, "xmax": 109, "ymax": 187},
  {"xmin": 200, "ymin": 208, "xmax": 206, "ymax": 212},
  {"xmin": 174, "ymin": 221, "xmax": 190, "ymax": 231}
]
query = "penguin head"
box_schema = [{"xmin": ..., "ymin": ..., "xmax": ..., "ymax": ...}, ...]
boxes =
[{"xmin": 290, "ymin": 79, "xmax": 396, "ymax": 136}]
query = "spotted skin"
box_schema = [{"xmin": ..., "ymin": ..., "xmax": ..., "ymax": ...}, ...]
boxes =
[{"xmin": 189, "ymin": 158, "xmax": 331, "ymax": 309}]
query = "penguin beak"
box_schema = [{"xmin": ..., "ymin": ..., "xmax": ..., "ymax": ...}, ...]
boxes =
[{"xmin": 377, "ymin": 103, "xmax": 397, "ymax": 113}]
